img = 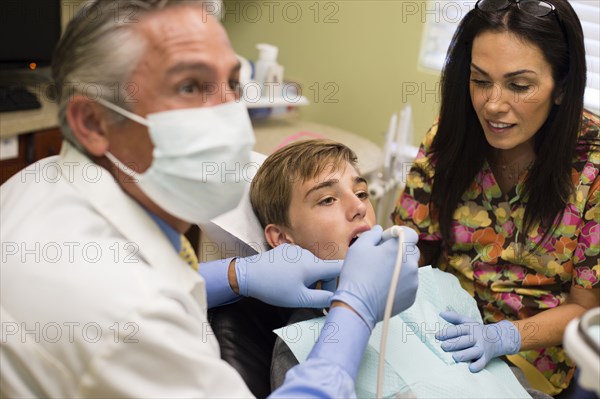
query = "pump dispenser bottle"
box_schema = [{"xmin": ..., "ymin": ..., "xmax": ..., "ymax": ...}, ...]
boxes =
[{"xmin": 254, "ymin": 43, "xmax": 279, "ymax": 96}]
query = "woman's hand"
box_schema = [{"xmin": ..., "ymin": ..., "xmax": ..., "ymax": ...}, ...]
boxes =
[{"xmin": 436, "ymin": 311, "xmax": 521, "ymax": 372}]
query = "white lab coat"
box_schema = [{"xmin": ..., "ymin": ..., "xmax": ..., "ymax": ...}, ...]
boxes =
[{"xmin": 0, "ymin": 141, "xmax": 253, "ymax": 398}]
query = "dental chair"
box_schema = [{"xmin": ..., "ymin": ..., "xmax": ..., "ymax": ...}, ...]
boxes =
[
  {"xmin": 199, "ymin": 151, "xmax": 293, "ymax": 398},
  {"xmin": 208, "ymin": 298, "xmax": 293, "ymax": 398}
]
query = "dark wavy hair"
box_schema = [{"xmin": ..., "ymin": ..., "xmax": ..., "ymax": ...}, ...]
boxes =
[{"xmin": 429, "ymin": 0, "xmax": 588, "ymax": 249}]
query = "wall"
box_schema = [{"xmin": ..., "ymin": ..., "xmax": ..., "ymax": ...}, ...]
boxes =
[
  {"xmin": 222, "ymin": 0, "xmax": 441, "ymax": 146},
  {"xmin": 58, "ymin": 0, "xmax": 442, "ymax": 147}
]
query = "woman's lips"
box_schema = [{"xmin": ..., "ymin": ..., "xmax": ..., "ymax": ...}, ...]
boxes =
[{"xmin": 487, "ymin": 120, "xmax": 515, "ymax": 134}]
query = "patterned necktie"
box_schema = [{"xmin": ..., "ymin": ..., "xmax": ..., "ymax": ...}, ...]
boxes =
[{"xmin": 179, "ymin": 234, "xmax": 199, "ymax": 271}]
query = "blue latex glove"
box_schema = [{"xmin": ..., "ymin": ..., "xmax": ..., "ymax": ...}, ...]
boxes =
[
  {"xmin": 330, "ymin": 225, "xmax": 420, "ymax": 330},
  {"xmin": 235, "ymin": 244, "xmax": 343, "ymax": 308},
  {"xmin": 436, "ymin": 311, "xmax": 521, "ymax": 372}
]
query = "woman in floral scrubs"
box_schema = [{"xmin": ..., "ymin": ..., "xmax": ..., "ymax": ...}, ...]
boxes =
[{"xmin": 392, "ymin": 0, "xmax": 599, "ymax": 396}]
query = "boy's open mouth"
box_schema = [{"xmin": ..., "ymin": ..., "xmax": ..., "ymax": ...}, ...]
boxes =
[{"xmin": 349, "ymin": 228, "xmax": 371, "ymax": 247}]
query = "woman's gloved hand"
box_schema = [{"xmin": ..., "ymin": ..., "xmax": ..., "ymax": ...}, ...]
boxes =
[
  {"xmin": 235, "ymin": 244, "xmax": 343, "ymax": 308},
  {"xmin": 330, "ymin": 225, "xmax": 420, "ymax": 330},
  {"xmin": 436, "ymin": 311, "xmax": 521, "ymax": 372}
]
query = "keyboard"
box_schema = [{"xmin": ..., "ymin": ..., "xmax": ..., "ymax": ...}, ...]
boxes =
[{"xmin": 0, "ymin": 86, "xmax": 42, "ymax": 113}]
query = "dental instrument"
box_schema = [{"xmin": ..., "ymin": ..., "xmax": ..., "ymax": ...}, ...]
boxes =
[{"xmin": 377, "ymin": 225, "xmax": 405, "ymax": 399}]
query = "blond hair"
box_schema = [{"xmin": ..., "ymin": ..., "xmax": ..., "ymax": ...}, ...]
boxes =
[{"xmin": 250, "ymin": 139, "xmax": 359, "ymax": 228}]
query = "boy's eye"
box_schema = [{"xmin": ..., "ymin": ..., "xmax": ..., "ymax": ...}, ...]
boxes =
[
  {"xmin": 318, "ymin": 197, "xmax": 335, "ymax": 206},
  {"xmin": 356, "ymin": 191, "xmax": 370, "ymax": 200}
]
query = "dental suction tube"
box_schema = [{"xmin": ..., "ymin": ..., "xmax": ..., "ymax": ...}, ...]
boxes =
[{"xmin": 377, "ymin": 225, "xmax": 405, "ymax": 399}]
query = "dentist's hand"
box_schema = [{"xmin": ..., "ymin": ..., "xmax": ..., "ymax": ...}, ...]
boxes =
[
  {"xmin": 330, "ymin": 225, "xmax": 420, "ymax": 330},
  {"xmin": 234, "ymin": 244, "xmax": 342, "ymax": 308},
  {"xmin": 436, "ymin": 311, "xmax": 521, "ymax": 372}
]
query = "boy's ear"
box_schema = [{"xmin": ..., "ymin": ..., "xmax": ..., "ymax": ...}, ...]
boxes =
[{"xmin": 264, "ymin": 224, "xmax": 294, "ymax": 248}]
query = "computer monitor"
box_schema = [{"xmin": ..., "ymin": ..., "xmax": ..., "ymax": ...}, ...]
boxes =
[
  {"xmin": 0, "ymin": 1, "xmax": 61, "ymax": 111},
  {"xmin": 0, "ymin": 0, "xmax": 62, "ymax": 71}
]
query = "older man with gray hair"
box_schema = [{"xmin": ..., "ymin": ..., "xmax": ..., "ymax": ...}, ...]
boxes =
[{"xmin": 0, "ymin": 1, "xmax": 419, "ymax": 397}]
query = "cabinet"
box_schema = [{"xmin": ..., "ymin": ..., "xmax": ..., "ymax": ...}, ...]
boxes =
[
  {"xmin": 0, "ymin": 82, "xmax": 62, "ymax": 184},
  {"xmin": 0, "ymin": 127, "xmax": 63, "ymax": 185}
]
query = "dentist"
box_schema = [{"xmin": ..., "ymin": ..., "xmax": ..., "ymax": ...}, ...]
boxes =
[{"xmin": 0, "ymin": 1, "xmax": 419, "ymax": 397}]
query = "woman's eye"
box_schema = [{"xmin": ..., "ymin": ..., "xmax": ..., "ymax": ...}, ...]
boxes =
[
  {"xmin": 471, "ymin": 79, "xmax": 491, "ymax": 87},
  {"xmin": 510, "ymin": 83, "xmax": 531, "ymax": 92},
  {"xmin": 318, "ymin": 197, "xmax": 335, "ymax": 206}
]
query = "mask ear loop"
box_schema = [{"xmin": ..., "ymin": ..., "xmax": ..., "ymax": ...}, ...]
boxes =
[
  {"xmin": 104, "ymin": 151, "xmax": 141, "ymax": 182},
  {"xmin": 95, "ymin": 97, "xmax": 148, "ymax": 180},
  {"xmin": 96, "ymin": 97, "xmax": 150, "ymax": 127}
]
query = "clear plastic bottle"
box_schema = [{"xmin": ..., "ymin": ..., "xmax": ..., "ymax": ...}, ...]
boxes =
[{"xmin": 254, "ymin": 43, "xmax": 278, "ymax": 96}]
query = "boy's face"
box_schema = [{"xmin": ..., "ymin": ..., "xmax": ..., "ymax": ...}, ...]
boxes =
[{"xmin": 268, "ymin": 161, "xmax": 376, "ymax": 260}]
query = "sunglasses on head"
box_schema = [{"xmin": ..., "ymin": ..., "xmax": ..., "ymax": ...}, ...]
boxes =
[{"xmin": 475, "ymin": 0, "xmax": 556, "ymax": 17}]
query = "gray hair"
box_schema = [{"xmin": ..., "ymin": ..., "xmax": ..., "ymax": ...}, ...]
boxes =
[{"xmin": 52, "ymin": 0, "xmax": 216, "ymax": 151}]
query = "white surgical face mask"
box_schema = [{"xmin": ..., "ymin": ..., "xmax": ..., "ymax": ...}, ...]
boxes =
[{"xmin": 98, "ymin": 99, "xmax": 256, "ymax": 224}]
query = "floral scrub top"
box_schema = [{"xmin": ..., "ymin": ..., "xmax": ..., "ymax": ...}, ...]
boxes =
[{"xmin": 392, "ymin": 111, "xmax": 599, "ymax": 393}]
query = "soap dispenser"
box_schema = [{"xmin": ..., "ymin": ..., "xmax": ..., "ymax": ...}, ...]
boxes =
[{"xmin": 254, "ymin": 43, "xmax": 279, "ymax": 95}]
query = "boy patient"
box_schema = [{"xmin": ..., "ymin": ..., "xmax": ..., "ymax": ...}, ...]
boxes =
[
  {"xmin": 249, "ymin": 139, "xmax": 377, "ymax": 389},
  {"xmin": 250, "ymin": 139, "xmax": 376, "ymax": 260}
]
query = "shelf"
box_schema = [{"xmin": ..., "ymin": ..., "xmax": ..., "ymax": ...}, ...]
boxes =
[{"xmin": 243, "ymin": 95, "xmax": 309, "ymax": 109}]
